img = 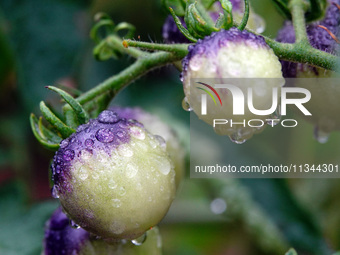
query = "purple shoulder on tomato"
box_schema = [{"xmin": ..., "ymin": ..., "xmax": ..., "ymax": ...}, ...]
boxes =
[
  {"xmin": 51, "ymin": 110, "xmax": 138, "ymax": 195},
  {"xmin": 182, "ymin": 28, "xmax": 268, "ymax": 76}
]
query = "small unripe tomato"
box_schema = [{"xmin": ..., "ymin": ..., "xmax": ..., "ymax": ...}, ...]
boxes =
[
  {"xmin": 52, "ymin": 110, "xmax": 176, "ymax": 240},
  {"xmin": 181, "ymin": 28, "xmax": 284, "ymax": 143}
]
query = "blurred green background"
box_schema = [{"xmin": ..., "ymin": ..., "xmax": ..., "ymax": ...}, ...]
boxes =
[{"xmin": 0, "ymin": 0, "xmax": 340, "ymax": 254}]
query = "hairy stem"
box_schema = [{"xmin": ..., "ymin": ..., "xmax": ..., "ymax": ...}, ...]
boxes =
[
  {"xmin": 265, "ymin": 39, "xmax": 338, "ymax": 70},
  {"xmin": 76, "ymin": 51, "xmax": 187, "ymax": 105},
  {"xmin": 123, "ymin": 40, "xmax": 190, "ymax": 55},
  {"xmin": 106, "ymin": 35, "xmax": 145, "ymax": 59},
  {"xmin": 237, "ymin": 0, "xmax": 250, "ymax": 31},
  {"xmin": 289, "ymin": 0, "xmax": 309, "ymax": 45}
]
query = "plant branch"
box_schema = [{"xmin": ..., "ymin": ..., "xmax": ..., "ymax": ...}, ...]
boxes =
[
  {"xmin": 289, "ymin": 0, "xmax": 309, "ymax": 45},
  {"xmin": 242, "ymin": 24, "xmax": 338, "ymax": 71},
  {"xmin": 106, "ymin": 35, "xmax": 146, "ymax": 59},
  {"xmin": 265, "ymin": 38, "xmax": 338, "ymax": 70},
  {"xmin": 123, "ymin": 39, "xmax": 190, "ymax": 55},
  {"xmin": 76, "ymin": 51, "xmax": 187, "ymax": 105}
]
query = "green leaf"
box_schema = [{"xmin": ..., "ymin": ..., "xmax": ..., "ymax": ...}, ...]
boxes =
[
  {"xmin": 47, "ymin": 86, "xmax": 89, "ymax": 125},
  {"xmin": 38, "ymin": 117, "xmax": 63, "ymax": 144},
  {"xmin": 217, "ymin": 0, "xmax": 234, "ymax": 30},
  {"xmin": 114, "ymin": 22, "xmax": 136, "ymax": 39},
  {"xmin": 169, "ymin": 7, "xmax": 198, "ymax": 42},
  {"xmin": 90, "ymin": 18, "xmax": 115, "ymax": 44},
  {"xmin": 63, "ymin": 108, "xmax": 79, "ymax": 129},
  {"xmin": 39, "ymin": 101, "xmax": 75, "ymax": 138},
  {"xmin": 185, "ymin": 2, "xmax": 219, "ymax": 39},
  {"xmin": 29, "ymin": 113, "xmax": 60, "ymax": 151}
]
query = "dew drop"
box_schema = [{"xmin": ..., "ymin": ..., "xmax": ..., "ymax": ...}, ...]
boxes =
[
  {"xmin": 85, "ymin": 139, "xmax": 94, "ymax": 147},
  {"xmin": 210, "ymin": 198, "xmax": 227, "ymax": 215},
  {"xmin": 78, "ymin": 167, "xmax": 88, "ymax": 180},
  {"xmin": 69, "ymin": 220, "xmax": 80, "ymax": 229},
  {"xmin": 130, "ymin": 126, "xmax": 146, "ymax": 140},
  {"xmin": 189, "ymin": 56, "xmax": 202, "ymax": 71},
  {"xmin": 60, "ymin": 139, "xmax": 69, "ymax": 148},
  {"xmin": 116, "ymin": 130, "xmax": 126, "ymax": 138},
  {"xmin": 92, "ymin": 171, "xmax": 99, "ymax": 179},
  {"xmin": 229, "ymin": 133, "xmax": 247, "ymax": 144},
  {"xmin": 230, "ymin": 138, "xmax": 246, "ymax": 144},
  {"xmin": 76, "ymin": 124, "xmax": 87, "ymax": 132},
  {"xmin": 126, "ymin": 163, "xmax": 138, "ymax": 178},
  {"xmin": 118, "ymin": 121, "xmax": 128, "ymax": 129},
  {"xmin": 112, "ymin": 198, "xmax": 121, "ymax": 208},
  {"xmin": 95, "ymin": 129, "xmax": 115, "ymax": 143},
  {"xmin": 156, "ymin": 158, "xmax": 171, "ymax": 175},
  {"xmin": 63, "ymin": 150, "xmax": 75, "ymax": 161},
  {"xmin": 98, "ymin": 110, "xmax": 119, "ymax": 124},
  {"xmin": 131, "ymin": 233, "xmax": 147, "ymax": 246},
  {"xmin": 55, "ymin": 165, "xmax": 61, "ymax": 174},
  {"xmin": 51, "ymin": 185, "xmax": 59, "ymax": 198},
  {"xmin": 111, "ymin": 221, "xmax": 125, "ymax": 234},
  {"xmin": 154, "ymin": 135, "xmax": 166, "ymax": 149},
  {"xmin": 118, "ymin": 144, "xmax": 133, "ymax": 157},
  {"xmin": 118, "ymin": 186, "xmax": 126, "ymax": 196},
  {"xmin": 108, "ymin": 179, "xmax": 117, "ymax": 189},
  {"xmin": 314, "ymin": 126, "xmax": 329, "ymax": 144},
  {"xmin": 80, "ymin": 149, "xmax": 92, "ymax": 160},
  {"xmin": 149, "ymin": 139, "xmax": 158, "ymax": 149},
  {"xmin": 182, "ymin": 97, "xmax": 192, "ymax": 112}
]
